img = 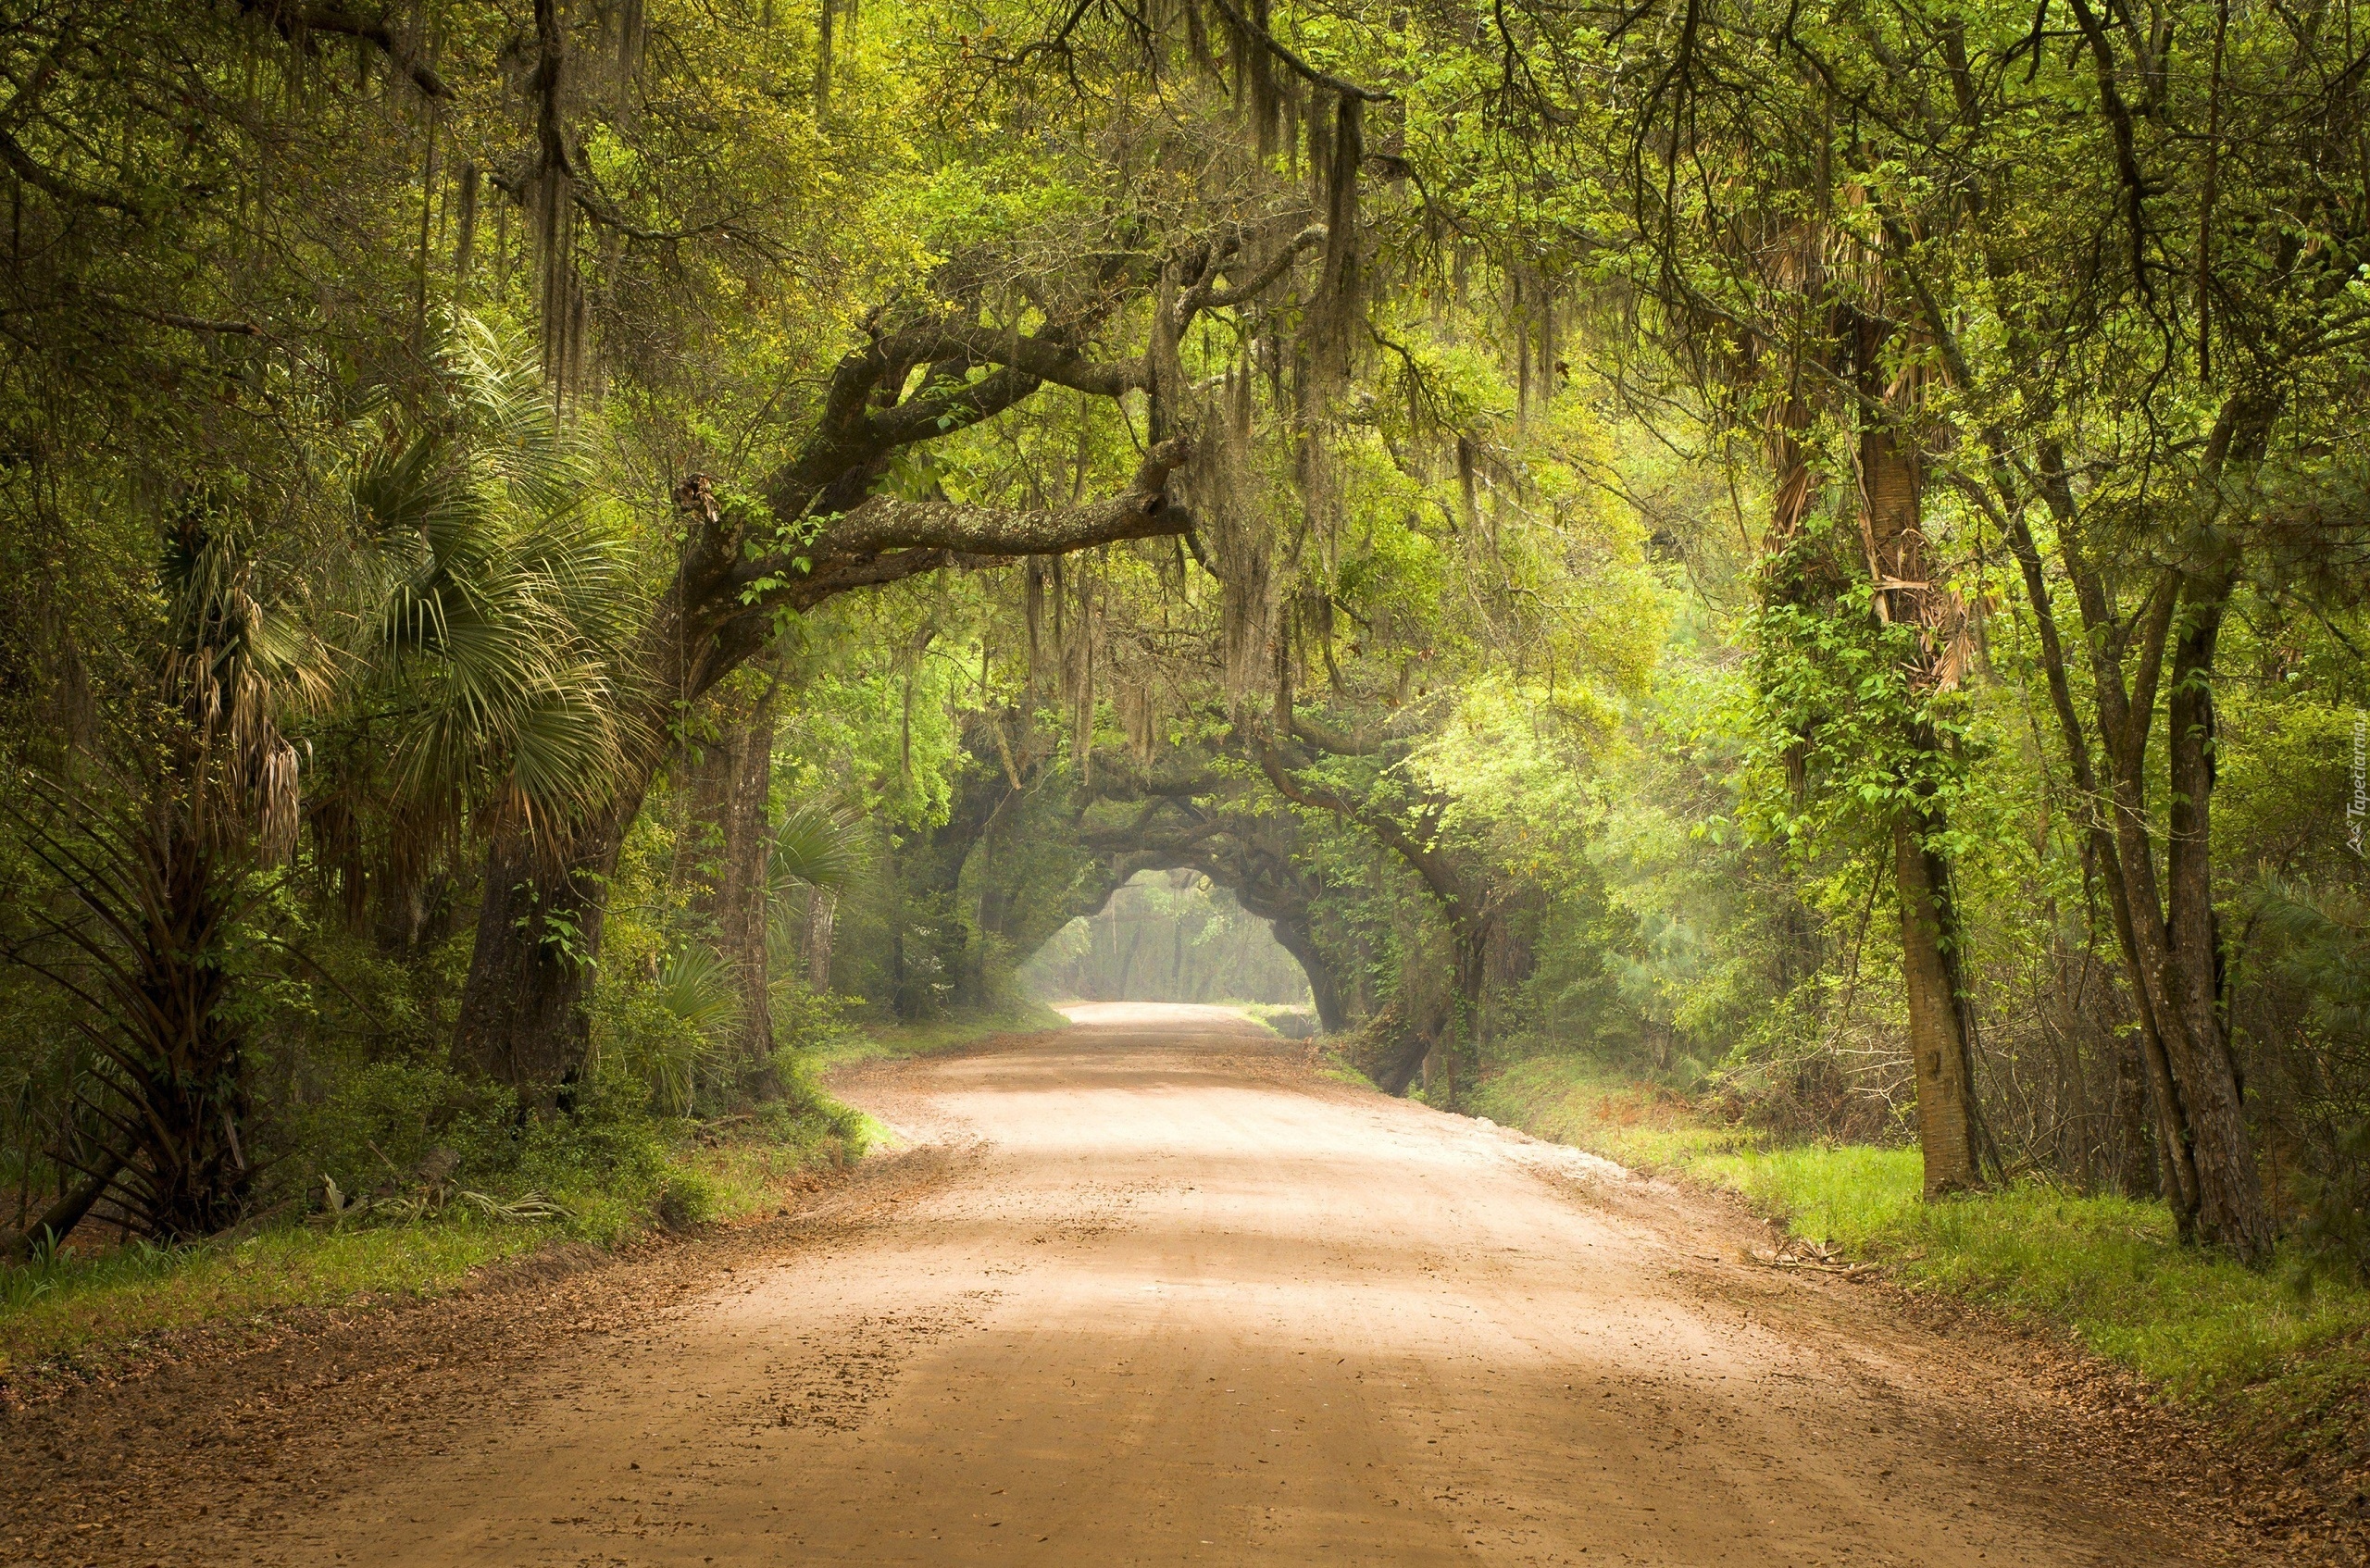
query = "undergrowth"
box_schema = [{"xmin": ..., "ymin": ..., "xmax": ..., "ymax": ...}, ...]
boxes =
[
  {"xmin": 0, "ymin": 1003, "xmax": 1079, "ymax": 1384},
  {"xmin": 0, "ymin": 1055, "xmax": 871, "ymax": 1383},
  {"xmin": 1230, "ymin": 1002, "xmax": 1320, "ymax": 1039},
  {"xmin": 1469, "ymin": 1052, "xmax": 2370, "ymax": 1479}
]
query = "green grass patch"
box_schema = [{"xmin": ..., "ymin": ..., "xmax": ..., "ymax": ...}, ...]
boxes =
[
  {"xmin": 1308, "ymin": 1040, "xmax": 1378, "ymax": 1090},
  {"xmin": 0, "ymin": 1218, "xmax": 547, "ymax": 1377},
  {"xmin": 1229, "ymin": 1002, "xmax": 1319, "ymax": 1039},
  {"xmin": 1471, "ymin": 1052, "xmax": 2370, "ymax": 1471}
]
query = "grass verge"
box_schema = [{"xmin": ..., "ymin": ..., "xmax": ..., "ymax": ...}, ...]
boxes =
[
  {"xmin": 0, "ymin": 1097, "xmax": 865, "ymax": 1389},
  {"xmin": 1468, "ymin": 1052, "xmax": 2370, "ymax": 1485}
]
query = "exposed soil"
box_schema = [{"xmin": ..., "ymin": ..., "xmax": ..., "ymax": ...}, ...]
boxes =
[{"xmin": 4, "ymin": 1003, "xmax": 2356, "ymax": 1565}]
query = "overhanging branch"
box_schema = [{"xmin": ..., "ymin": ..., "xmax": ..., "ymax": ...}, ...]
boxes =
[
  {"xmin": 1204, "ymin": 0, "xmax": 1394, "ymax": 102},
  {"xmin": 240, "ymin": 1, "xmax": 451, "ymax": 98},
  {"xmin": 805, "ymin": 437, "xmax": 1194, "ymax": 562}
]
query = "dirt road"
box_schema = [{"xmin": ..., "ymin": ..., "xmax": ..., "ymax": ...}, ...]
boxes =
[
  {"xmin": 199, "ymin": 1002, "xmax": 2252, "ymax": 1568},
  {"xmin": 13, "ymin": 1003, "xmax": 2302, "ymax": 1567}
]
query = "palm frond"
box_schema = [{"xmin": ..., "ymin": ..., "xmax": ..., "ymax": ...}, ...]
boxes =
[
  {"xmin": 770, "ymin": 802, "xmax": 867, "ymax": 897},
  {"xmin": 659, "ymin": 941, "xmax": 742, "ymax": 1039},
  {"xmin": 337, "ymin": 313, "xmax": 640, "ymax": 854}
]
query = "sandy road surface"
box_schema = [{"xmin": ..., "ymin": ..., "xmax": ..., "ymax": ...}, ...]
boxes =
[{"xmin": 187, "ymin": 1001, "xmax": 2252, "ymax": 1568}]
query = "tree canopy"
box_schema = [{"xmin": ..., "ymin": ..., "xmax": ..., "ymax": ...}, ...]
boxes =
[{"xmin": 0, "ymin": 0, "xmax": 2364, "ymax": 1284}]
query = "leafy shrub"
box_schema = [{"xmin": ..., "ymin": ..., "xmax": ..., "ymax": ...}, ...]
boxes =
[
  {"xmin": 296, "ymin": 1062, "xmax": 514, "ymax": 1197},
  {"xmin": 770, "ymin": 1051, "xmax": 870, "ymax": 1147},
  {"xmin": 770, "ymin": 975, "xmax": 867, "ymax": 1056},
  {"xmin": 516, "ymin": 1063, "xmax": 670, "ymax": 1202},
  {"xmin": 587, "ymin": 929, "xmax": 749, "ymax": 1115},
  {"xmin": 297, "ymin": 1055, "xmax": 685, "ymax": 1238},
  {"xmin": 655, "ymin": 1171, "xmax": 717, "ymax": 1231},
  {"xmin": 2294, "ymin": 1117, "xmax": 2370, "ymax": 1289}
]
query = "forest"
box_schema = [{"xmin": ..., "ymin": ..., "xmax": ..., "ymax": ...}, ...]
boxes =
[{"xmin": 0, "ymin": 0, "xmax": 2365, "ymax": 1448}]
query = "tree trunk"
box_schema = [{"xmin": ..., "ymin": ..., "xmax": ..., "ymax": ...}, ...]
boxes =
[
  {"xmin": 805, "ymin": 887, "xmax": 838, "ymax": 989},
  {"xmin": 453, "ymin": 825, "xmax": 624, "ymax": 1097},
  {"xmin": 954, "ymin": 852, "xmax": 1006, "ymax": 1011},
  {"xmin": 1372, "ymin": 989, "xmax": 1451, "ymax": 1097},
  {"xmin": 1116, "ymin": 916, "xmax": 1144, "ymax": 997},
  {"xmin": 2163, "ymin": 559, "xmax": 2272, "ymax": 1262},
  {"xmin": 1374, "ymin": 918, "xmax": 1489, "ymax": 1096},
  {"xmin": 1, "ymin": 1151, "xmax": 126, "ymax": 1262},
  {"xmin": 2063, "ymin": 541, "xmax": 2222, "ymax": 1239},
  {"xmin": 1269, "ymin": 909, "xmax": 1349, "ymax": 1032},
  {"xmin": 1857, "ymin": 326, "xmax": 1987, "ymax": 1197},
  {"xmin": 1892, "ymin": 809, "xmax": 1983, "ymax": 1194},
  {"xmin": 2064, "ymin": 389, "xmax": 2273, "ymax": 1258},
  {"xmin": 2026, "ymin": 504, "xmax": 2204, "ymax": 1234},
  {"xmin": 890, "ymin": 836, "xmax": 912, "ymax": 1016},
  {"xmin": 1251, "ymin": 739, "xmax": 1491, "ymax": 1096}
]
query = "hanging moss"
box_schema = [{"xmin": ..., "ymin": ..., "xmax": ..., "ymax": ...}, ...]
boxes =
[
  {"xmin": 452, "ymin": 160, "xmax": 480, "ymax": 294},
  {"xmin": 1309, "ymin": 95, "xmax": 1362, "ymax": 392},
  {"xmin": 1248, "ymin": 0, "xmax": 1279, "ymax": 156}
]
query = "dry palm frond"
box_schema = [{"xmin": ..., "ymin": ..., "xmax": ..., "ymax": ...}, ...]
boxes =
[{"xmin": 315, "ymin": 1172, "xmax": 569, "ymax": 1227}]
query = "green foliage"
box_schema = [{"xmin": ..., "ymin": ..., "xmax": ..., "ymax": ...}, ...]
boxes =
[
  {"xmin": 0, "ymin": 0, "xmax": 2364, "ymax": 1472},
  {"xmin": 590, "ymin": 954, "xmax": 720, "ymax": 1119},
  {"xmin": 1, "ymin": 1221, "xmax": 552, "ymax": 1377},
  {"xmin": 295, "ymin": 1062, "xmax": 516, "ymax": 1201},
  {"xmin": 771, "ymin": 802, "xmax": 867, "ymax": 895},
  {"xmin": 336, "ymin": 317, "xmax": 638, "ymax": 840},
  {"xmin": 655, "ymin": 1172, "xmax": 718, "ymax": 1232},
  {"xmin": 293, "ymin": 1052, "xmax": 671, "ymax": 1242},
  {"xmin": 0, "ymin": 1084, "xmax": 867, "ymax": 1375},
  {"xmin": 2293, "ymin": 1118, "xmax": 2370, "ymax": 1291},
  {"xmin": 2249, "ymin": 879, "xmax": 2370, "ymax": 1276}
]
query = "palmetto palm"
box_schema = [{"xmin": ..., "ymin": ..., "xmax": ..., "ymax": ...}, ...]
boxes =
[
  {"xmin": 767, "ymin": 801, "xmax": 867, "ymax": 988},
  {"xmin": 4, "ymin": 318, "xmax": 640, "ymax": 1246},
  {"xmin": 4, "ymin": 504, "xmax": 335, "ymax": 1241},
  {"xmin": 336, "ymin": 318, "xmax": 640, "ymax": 871}
]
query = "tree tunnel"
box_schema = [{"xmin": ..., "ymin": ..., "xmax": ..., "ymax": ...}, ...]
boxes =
[
  {"xmin": 837, "ymin": 703, "xmax": 1528, "ymax": 1097},
  {"xmin": 1017, "ymin": 868, "xmax": 1314, "ymax": 1012},
  {"xmin": 705, "ymin": 696, "xmax": 1510, "ymax": 1101},
  {"xmin": 853, "ymin": 713, "xmax": 1358, "ymax": 1035}
]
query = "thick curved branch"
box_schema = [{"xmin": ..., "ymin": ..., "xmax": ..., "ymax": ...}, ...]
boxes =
[
  {"xmin": 1189, "ymin": 225, "xmax": 1329, "ymax": 314},
  {"xmin": 810, "ymin": 437, "xmax": 1192, "ymax": 560},
  {"xmin": 241, "ymin": 1, "xmax": 451, "ymax": 98},
  {"xmin": 0, "ymin": 128, "xmax": 143, "ymax": 215},
  {"xmin": 690, "ymin": 439, "xmax": 1196, "ymax": 673},
  {"xmin": 875, "ymin": 321, "xmax": 1148, "ymax": 407},
  {"xmin": 2063, "ymin": 0, "xmax": 2154, "ymax": 297},
  {"xmin": 0, "ymin": 1148, "xmax": 125, "ymax": 1262},
  {"xmin": 1289, "ymin": 714, "xmax": 1385, "ymax": 755},
  {"xmin": 1079, "ymin": 756, "xmax": 1239, "ymax": 802},
  {"xmin": 1253, "ymin": 736, "xmax": 1469, "ymax": 924},
  {"xmin": 1204, "ymin": 0, "xmax": 1393, "ymax": 102}
]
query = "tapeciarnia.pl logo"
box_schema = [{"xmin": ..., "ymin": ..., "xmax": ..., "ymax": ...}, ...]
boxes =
[{"xmin": 2351, "ymin": 711, "xmax": 2367, "ymax": 857}]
